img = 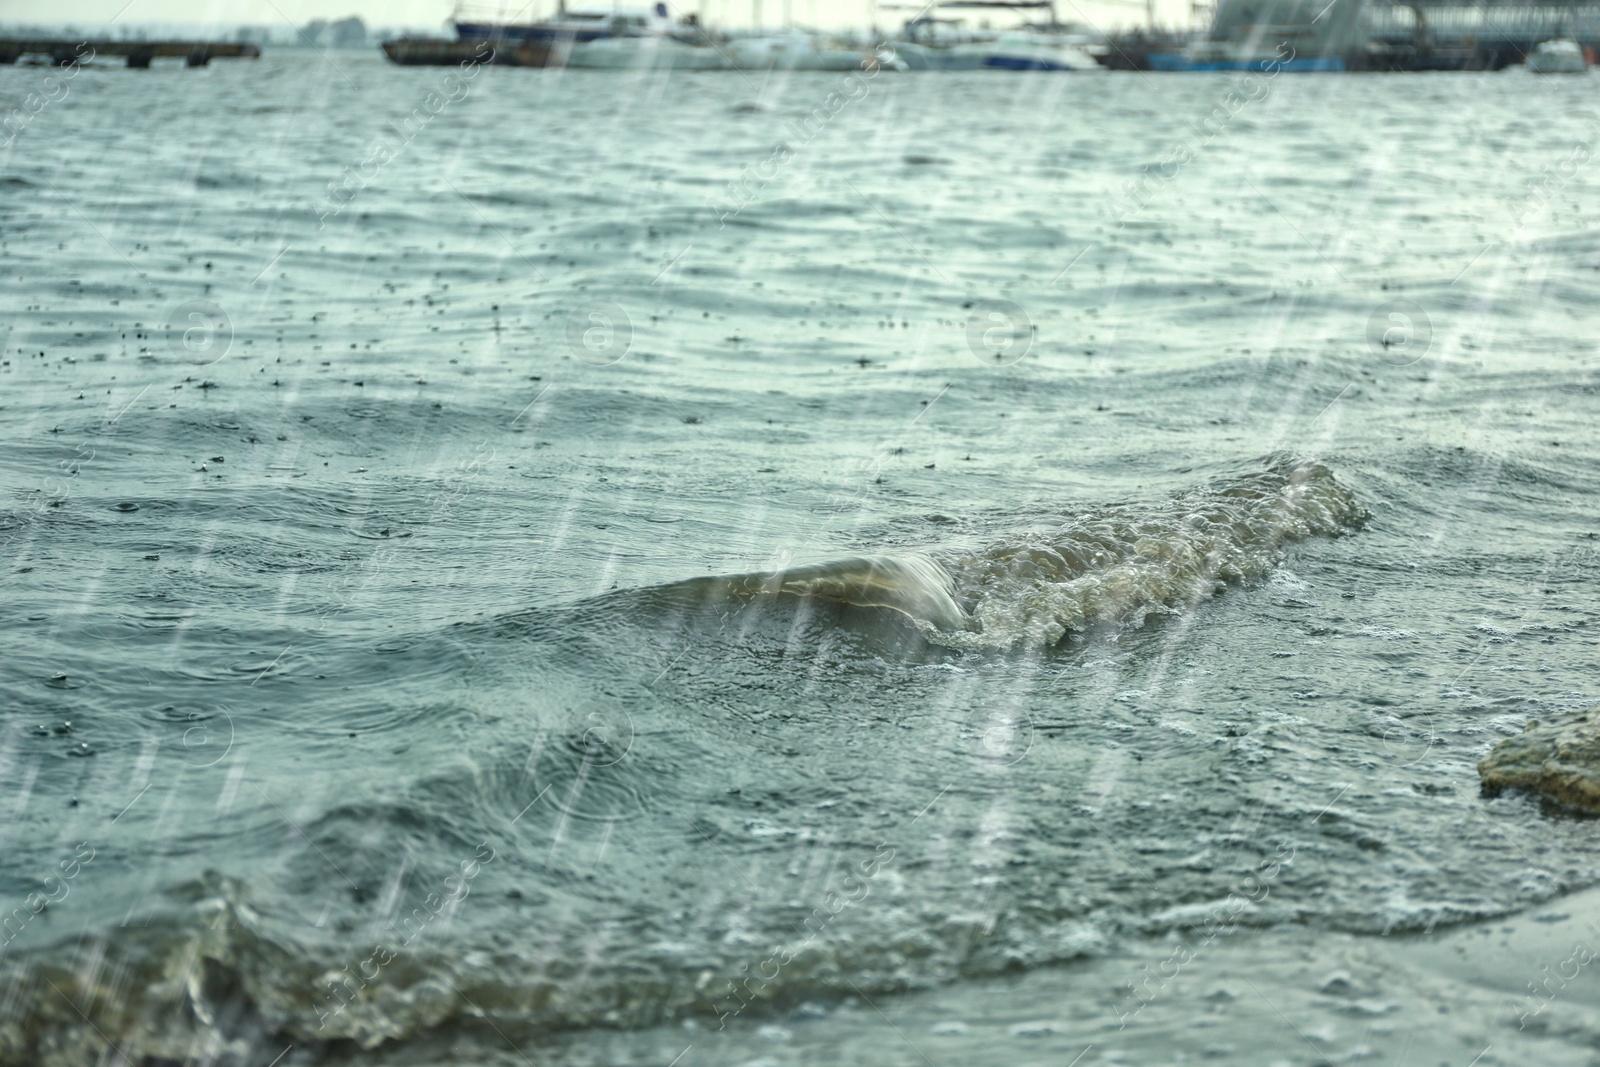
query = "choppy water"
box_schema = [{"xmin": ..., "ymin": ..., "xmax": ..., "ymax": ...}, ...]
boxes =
[{"xmin": 3, "ymin": 48, "xmax": 1600, "ymax": 1066}]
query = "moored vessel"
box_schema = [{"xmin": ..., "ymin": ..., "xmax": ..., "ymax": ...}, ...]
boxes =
[
  {"xmin": 566, "ymin": 34, "xmax": 730, "ymax": 67},
  {"xmin": 1525, "ymin": 38, "xmax": 1588, "ymax": 73},
  {"xmin": 886, "ymin": 1, "xmax": 1108, "ymax": 70},
  {"xmin": 452, "ymin": 3, "xmax": 678, "ymax": 44},
  {"xmin": 980, "ymin": 29, "xmax": 1104, "ymax": 69},
  {"xmin": 725, "ymin": 31, "xmax": 884, "ymax": 70}
]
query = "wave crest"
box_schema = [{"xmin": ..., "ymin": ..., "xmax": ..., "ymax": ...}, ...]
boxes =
[
  {"xmin": 656, "ymin": 456, "xmax": 1364, "ymax": 649},
  {"xmin": 934, "ymin": 456, "xmax": 1364, "ymax": 647}
]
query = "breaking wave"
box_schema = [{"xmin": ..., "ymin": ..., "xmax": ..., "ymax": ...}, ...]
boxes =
[
  {"xmin": 0, "ymin": 458, "xmax": 1367, "ymax": 1066},
  {"xmin": 650, "ymin": 455, "xmax": 1365, "ymax": 649}
]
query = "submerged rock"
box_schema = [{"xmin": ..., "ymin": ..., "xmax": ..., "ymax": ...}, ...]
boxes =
[{"xmin": 1479, "ymin": 708, "xmax": 1600, "ymax": 812}]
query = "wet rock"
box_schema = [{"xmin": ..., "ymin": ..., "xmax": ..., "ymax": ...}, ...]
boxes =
[{"xmin": 1479, "ymin": 707, "xmax": 1600, "ymax": 812}]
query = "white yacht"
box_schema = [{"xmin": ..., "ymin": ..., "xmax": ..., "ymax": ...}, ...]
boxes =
[
  {"xmin": 453, "ymin": 6, "xmax": 676, "ymax": 44},
  {"xmin": 1527, "ymin": 39, "xmax": 1588, "ymax": 74},
  {"xmin": 887, "ymin": 5, "xmax": 1105, "ymax": 71},
  {"xmin": 888, "ymin": 15, "xmax": 994, "ymax": 69},
  {"xmin": 980, "ymin": 29, "xmax": 1104, "ymax": 70},
  {"xmin": 726, "ymin": 32, "xmax": 882, "ymax": 70},
  {"xmin": 566, "ymin": 34, "xmax": 730, "ymax": 67},
  {"xmin": 454, "ymin": 2, "xmax": 729, "ymax": 69}
]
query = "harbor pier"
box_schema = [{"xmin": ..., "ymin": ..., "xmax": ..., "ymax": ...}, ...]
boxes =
[{"xmin": 0, "ymin": 39, "xmax": 261, "ymax": 67}]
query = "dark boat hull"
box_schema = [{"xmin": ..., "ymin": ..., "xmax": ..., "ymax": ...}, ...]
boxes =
[
  {"xmin": 380, "ymin": 38, "xmax": 555, "ymax": 67},
  {"xmin": 1146, "ymin": 52, "xmax": 1345, "ymax": 71},
  {"xmin": 452, "ymin": 20, "xmax": 613, "ymax": 43}
]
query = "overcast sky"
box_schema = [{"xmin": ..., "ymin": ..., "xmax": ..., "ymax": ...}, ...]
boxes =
[{"xmin": 3, "ymin": 0, "xmax": 1189, "ymax": 32}]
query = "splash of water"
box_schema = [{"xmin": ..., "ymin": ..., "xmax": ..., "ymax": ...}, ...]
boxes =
[{"xmin": 658, "ymin": 456, "xmax": 1365, "ymax": 649}]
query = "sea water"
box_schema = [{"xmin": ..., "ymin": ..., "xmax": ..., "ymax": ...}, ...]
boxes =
[{"xmin": 2, "ymin": 48, "xmax": 1599, "ymax": 1066}]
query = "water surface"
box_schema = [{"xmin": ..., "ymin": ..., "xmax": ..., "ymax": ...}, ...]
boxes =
[{"xmin": 2, "ymin": 50, "xmax": 1599, "ymax": 1066}]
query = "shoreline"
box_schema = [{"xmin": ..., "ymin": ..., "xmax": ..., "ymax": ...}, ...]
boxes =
[{"xmin": 486, "ymin": 888, "xmax": 1600, "ymax": 1066}]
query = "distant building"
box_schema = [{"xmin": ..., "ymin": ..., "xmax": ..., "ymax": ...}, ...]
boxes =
[
  {"xmin": 329, "ymin": 17, "xmax": 368, "ymax": 47},
  {"xmin": 301, "ymin": 16, "xmax": 368, "ymax": 48}
]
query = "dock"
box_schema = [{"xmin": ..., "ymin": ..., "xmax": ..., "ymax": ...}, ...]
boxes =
[{"xmin": 0, "ymin": 39, "xmax": 261, "ymax": 68}]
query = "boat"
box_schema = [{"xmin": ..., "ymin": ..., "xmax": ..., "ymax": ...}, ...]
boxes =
[
  {"xmin": 1146, "ymin": 45, "xmax": 1345, "ymax": 71},
  {"xmin": 566, "ymin": 34, "xmax": 730, "ymax": 68},
  {"xmin": 1526, "ymin": 38, "xmax": 1588, "ymax": 73},
  {"xmin": 890, "ymin": 40, "xmax": 990, "ymax": 69},
  {"xmin": 440, "ymin": 2, "xmax": 721, "ymax": 68},
  {"xmin": 980, "ymin": 29, "xmax": 1103, "ymax": 69},
  {"xmin": 726, "ymin": 32, "xmax": 882, "ymax": 70},
  {"xmin": 885, "ymin": 2, "xmax": 1107, "ymax": 70},
  {"xmin": 381, "ymin": 37, "xmax": 553, "ymax": 65},
  {"xmin": 452, "ymin": 5, "xmax": 675, "ymax": 44},
  {"xmin": 889, "ymin": 15, "xmax": 994, "ymax": 69}
]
